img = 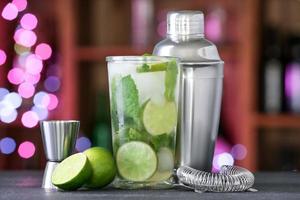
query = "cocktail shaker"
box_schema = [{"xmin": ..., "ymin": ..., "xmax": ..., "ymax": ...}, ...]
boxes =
[
  {"xmin": 40, "ymin": 120, "xmax": 80, "ymax": 189},
  {"xmin": 153, "ymin": 11, "xmax": 223, "ymax": 171}
]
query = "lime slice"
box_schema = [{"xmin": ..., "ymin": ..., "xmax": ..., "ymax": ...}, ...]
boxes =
[
  {"xmin": 148, "ymin": 171, "xmax": 173, "ymax": 182},
  {"xmin": 143, "ymin": 100, "xmax": 177, "ymax": 135},
  {"xmin": 52, "ymin": 153, "xmax": 92, "ymax": 190},
  {"xmin": 116, "ymin": 141, "xmax": 157, "ymax": 182},
  {"xmin": 137, "ymin": 62, "xmax": 168, "ymax": 72}
]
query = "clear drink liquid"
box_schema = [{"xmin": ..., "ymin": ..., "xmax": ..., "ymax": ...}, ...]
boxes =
[{"xmin": 107, "ymin": 56, "xmax": 180, "ymax": 189}]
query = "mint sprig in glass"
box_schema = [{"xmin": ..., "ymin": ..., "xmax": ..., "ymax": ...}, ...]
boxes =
[{"xmin": 107, "ymin": 56, "xmax": 180, "ymax": 189}]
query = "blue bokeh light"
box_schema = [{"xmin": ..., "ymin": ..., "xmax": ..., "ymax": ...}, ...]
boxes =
[
  {"xmin": 76, "ymin": 137, "xmax": 92, "ymax": 152},
  {"xmin": 0, "ymin": 137, "xmax": 16, "ymax": 154}
]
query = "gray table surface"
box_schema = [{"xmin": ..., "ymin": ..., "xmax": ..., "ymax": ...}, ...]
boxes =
[{"xmin": 0, "ymin": 171, "xmax": 300, "ymax": 200}]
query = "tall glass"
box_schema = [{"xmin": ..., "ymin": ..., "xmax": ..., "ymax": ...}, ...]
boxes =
[{"xmin": 106, "ymin": 56, "xmax": 180, "ymax": 189}]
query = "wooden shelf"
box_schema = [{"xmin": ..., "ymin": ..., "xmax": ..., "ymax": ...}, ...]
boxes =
[
  {"xmin": 255, "ymin": 114, "xmax": 300, "ymax": 128},
  {"xmin": 76, "ymin": 46, "xmax": 152, "ymax": 61}
]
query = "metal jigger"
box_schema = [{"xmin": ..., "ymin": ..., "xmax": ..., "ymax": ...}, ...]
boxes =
[{"xmin": 40, "ymin": 120, "xmax": 80, "ymax": 189}]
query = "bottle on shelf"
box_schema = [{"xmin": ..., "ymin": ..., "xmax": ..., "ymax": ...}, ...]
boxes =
[{"xmin": 261, "ymin": 27, "xmax": 283, "ymax": 114}]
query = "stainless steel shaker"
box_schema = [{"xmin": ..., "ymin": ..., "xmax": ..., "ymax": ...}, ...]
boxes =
[
  {"xmin": 40, "ymin": 120, "xmax": 80, "ymax": 189},
  {"xmin": 153, "ymin": 11, "xmax": 224, "ymax": 171}
]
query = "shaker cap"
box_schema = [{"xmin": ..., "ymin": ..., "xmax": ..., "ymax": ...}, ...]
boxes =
[{"xmin": 167, "ymin": 10, "xmax": 204, "ymax": 35}]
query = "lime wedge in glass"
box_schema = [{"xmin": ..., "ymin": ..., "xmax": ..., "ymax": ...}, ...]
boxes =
[
  {"xmin": 137, "ymin": 62, "xmax": 168, "ymax": 73},
  {"xmin": 143, "ymin": 100, "xmax": 177, "ymax": 136},
  {"xmin": 52, "ymin": 153, "xmax": 92, "ymax": 190},
  {"xmin": 116, "ymin": 141, "xmax": 157, "ymax": 182}
]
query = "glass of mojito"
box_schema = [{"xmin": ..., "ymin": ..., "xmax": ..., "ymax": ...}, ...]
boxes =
[{"xmin": 106, "ymin": 56, "xmax": 180, "ymax": 189}]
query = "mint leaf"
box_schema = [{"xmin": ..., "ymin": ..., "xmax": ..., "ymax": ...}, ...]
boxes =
[
  {"xmin": 137, "ymin": 63, "xmax": 150, "ymax": 73},
  {"xmin": 142, "ymin": 53, "xmax": 152, "ymax": 56},
  {"xmin": 110, "ymin": 76, "xmax": 119, "ymax": 131},
  {"xmin": 150, "ymin": 133, "xmax": 174, "ymax": 152},
  {"xmin": 124, "ymin": 128, "xmax": 150, "ymax": 143},
  {"xmin": 164, "ymin": 60, "xmax": 178, "ymax": 101},
  {"xmin": 116, "ymin": 128, "xmax": 150, "ymax": 144},
  {"xmin": 120, "ymin": 75, "xmax": 141, "ymax": 128},
  {"xmin": 110, "ymin": 75, "xmax": 141, "ymax": 131}
]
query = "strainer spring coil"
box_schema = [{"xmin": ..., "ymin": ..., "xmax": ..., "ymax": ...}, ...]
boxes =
[{"xmin": 176, "ymin": 165, "xmax": 255, "ymax": 192}]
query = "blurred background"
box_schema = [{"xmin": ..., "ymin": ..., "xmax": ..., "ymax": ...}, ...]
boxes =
[{"xmin": 0, "ymin": 0, "xmax": 300, "ymax": 172}]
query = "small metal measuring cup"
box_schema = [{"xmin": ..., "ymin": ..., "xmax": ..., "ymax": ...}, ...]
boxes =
[{"xmin": 40, "ymin": 120, "xmax": 80, "ymax": 189}]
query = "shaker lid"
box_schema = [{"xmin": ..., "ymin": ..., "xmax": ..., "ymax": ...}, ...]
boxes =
[{"xmin": 167, "ymin": 10, "xmax": 204, "ymax": 36}]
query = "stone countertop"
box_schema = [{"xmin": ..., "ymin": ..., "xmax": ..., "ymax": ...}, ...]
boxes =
[{"xmin": 0, "ymin": 171, "xmax": 300, "ymax": 200}]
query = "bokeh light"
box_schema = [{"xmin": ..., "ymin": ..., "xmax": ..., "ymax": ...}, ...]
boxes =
[
  {"xmin": 20, "ymin": 13, "xmax": 38, "ymax": 30},
  {"xmin": 213, "ymin": 152, "xmax": 234, "ymax": 171},
  {"xmin": 14, "ymin": 28, "xmax": 37, "ymax": 47},
  {"xmin": 21, "ymin": 111, "xmax": 39, "ymax": 128},
  {"xmin": 17, "ymin": 53, "xmax": 28, "ymax": 66},
  {"xmin": 25, "ymin": 54, "xmax": 43, "ymax": 74},
  {"xmin": 33, "ymin": 91, "xmax": 50, "ymax": 108},
  {"xmin": 3, "ymin": 92, "xmax": 22, "ymax": 108},
  {"xmin": 24, "ymin": 73, "xmax": 41, "ymax": 84},
  {"xmin": 0, "ymin": 50, "xmax": 7, "ymax": 65},
  {"xmin": 14, "ymin": 43, "xmax": 30, "ymax": 55},
  {"xmin": 0, "ymin": 137, "xmax": 16, "ymax": 154},
  {"xmin": 76, "ymin": 137, "xmax": 92, "ymax": 152},
  {"xmin": 18, "ymin": 82, "xmax": 35, "ymax": 98},
  {"xmin": 7, "ymin": 68, "xmax": 25, "ymax": 85},
  {"xmin": 35, "ymin": 43, "xmax": 52, "ymax": 60},
  {"xmin": 231, "ymin": 144, "xmax": 247, "ymax": 160},
  {"xmin": 285, "ymin": 63, "xmax": 300, "ymax": 112},
  {"xmin": 0, "ymin": 106, "xmax": 17, "ymax": 123},
  {"xmin": 31, "ymin": 106, "xmax": 48, "ymax": 120},
  {"xmin": 47, "ymin": 94, "xmax": 59, "ymax": 110},
  {"xmin": 0, "ymin": 88, "xmax": 9, "ymax": 100},
  {"xmin": 1, "ymin": 3, "xmax": 18, "ymax": 21},
  {"xmin": 18, "ymin": 141, "xmax": 35, "ymax": 159},
  {"xmin": 12, "ymin": 0, "xmax": 27, "ymax": 12},
  {"xmin": 44, "ymin": 76, "xmax": 60, "ymax": 92},
  {"xmin": 214, "ymin": 137, "xmax": 231, "ymax": 155},
  {"xmin": 205, "ymin": 14, "xmax": 222, "ymax": 42}
]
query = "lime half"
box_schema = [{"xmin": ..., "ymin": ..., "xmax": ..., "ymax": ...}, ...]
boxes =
[
  {"xmin": 52, "ymin": 153, "xmax": 92, "ymax": 190},
  {"xmin": 143, "ymin": 100, "xmax": 177, "ymax": 136},
  {"xmin": 84, "ymin": 147, "xmax": 116, "ymax": 189},
  {"xmin": 116, "ymin": 141, "xmax": 157, "ymax": 182}
]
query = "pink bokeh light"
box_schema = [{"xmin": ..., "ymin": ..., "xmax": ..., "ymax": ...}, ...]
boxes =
[
  {"xmin": 231, "ymin": 144, "xmax": 247, "ymax": 160},
  {"xmin": 14, "ymin": 28, "xmax": 37, "ymax": 47},
  {"xmin": 20, "ymin": 13, "xmax": 38, "ymax": 30},
  {"xmin": 35, "ymin": 43, "xmax": 52, "ymax": 60},
  {"xmin": 25, "ymin": 54, "xmax": 43, "ymax": 75},
  {"xmin": 47, "ymin": 94, "xmax": 59, "ymax": 110},
  {"xmin": 21, "ymin": 111, "xmax": 39, "ymax": 128},
  {"xmin": 212, "ymin": 137, "xmax": 232, "ymax": 172},
  {"xmin": 33, "ymin": 92, "xmax": 50, "ymax": 108},
  {"xmin": 18, "ymin": 82, "xmax": 35, "ymax": 98},
  {"xmin": 1, "ymin": 3, "xmax": 18, "ymax": 21},
  {"xmin": 18, "ymin": 141, "xmax": 35, "ymax": 159},
  {"xmin": 7, "ymin": 68, "xmax": 25, "ymax": 85},
  {"xmin": 0, "ymin": 50, "xmax": 7, "ymax": 65},
  {"xmin": 205, "ymin": 15, "xmax": 222, "ymax": 42},
  {"xmin": 24, "ymin": 73, "xmax": 41, "ymax": 84},
  {"xmin": 12, "ymin": 0, "xmax": 27, "ymax": 12}
]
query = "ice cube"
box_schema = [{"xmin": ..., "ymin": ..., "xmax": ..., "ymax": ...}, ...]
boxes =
[{"xmin": 131, "ymin": 71, "xmax": 165, "ymax": 105}]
